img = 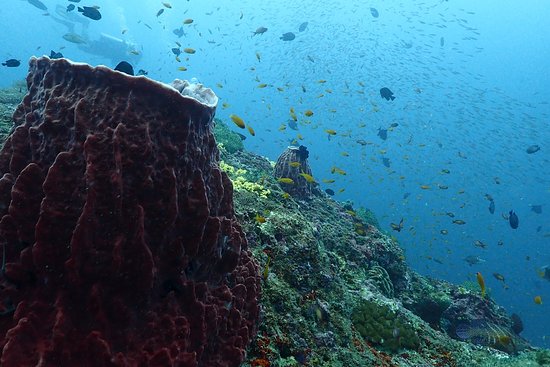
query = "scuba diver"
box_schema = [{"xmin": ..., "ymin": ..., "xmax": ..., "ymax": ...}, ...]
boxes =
[{"xmin": 49, "ymin": 4, "xmax": 142, "ymax": 65}]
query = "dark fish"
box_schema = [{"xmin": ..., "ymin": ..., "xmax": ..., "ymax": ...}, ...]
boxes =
[
  {"xmin": 137, "ymin": 69, "xmax": 148, "ymax": 76},
  {"xmin": 389, "ymin": 122, "xmax": 399, "ymax": 128},
  {"xmin": 173, "ymin": 27, "xmax": 185, "ymax": 38},
  {"xmin": 67, "ymin": 4, "xmax": 75, "ymax": 12},
  {"xmin": 114, "ymin": 61, "xmax": 134, "ymax": 76},
  {"xmin": 78, "ymin": 6, "xmax": 101, "ymax": 20},
  {"xmin": 171, "ymin": 47, "xmax": 181, "ymax": 56},
  {"xmin": 27, "ymin": 0, "xmax": 47, "ymax": 11},
  {"xmin": 298, "ymin": 22, "xmax": 308, "ymax": 32},
  {"xmin": 370, "ymin": 7, "xmax": 379, "ymax": 18},
  {"xmin": 440, "ymin": 37, "xmax": 445, "ymax": 46},
  {"xmin": 68, "ymin": 0, "xmax": 81, "ymax": 2},
  {"xmin": 509, "ymin": 210, "xmax": 519, "ymax": 229},
  {"xmin": 2, "ymin": 59, "xmax": 20, "ymax": 67},
  {"xmin": 488, "ymin": 200, "xmax": 495, "ymax": 214},
  {"xmin": 526, "ymin": 145, "xmax": 540, "ymax": 154},
  {"xmin": 377, "ymin": 128, "xmax": 387, "ymax": 140},
  {"xmin": 403, "ymin": 192, "xmax": 411, "ymax": 200},
  {"xmin": 382, "ymin": 157, "xmax": 391, "ymax": 168},
  {"xmin": 464, "ymin": 255, "xmax": 485, "ymax": 266},
  {"xmin": 280, "ymin": 32, "xmax": 296, "ymax": 41},
  {"xmin": 157, "ymin": 8, "xmax": 164, "ymax": 17},
  {"xmin": 511, "ymin": 314, "xmax": 523, "ymax": 335},
  {"xmin": 390, "ymin": 218, "xmax": 404, "ymax": 232},
  {"xmin": 380, "ymin": 87, "xmax": 395, "ymax": 101},
  {"xmin": 287, "ymin": 119, "xmax": 298, "ymax": 130},
  {"xmin": 49, "ymin": 50, "xmax": 64, "ymax": 59},
  {"xmin": 455, "ymin": 320, "xmax": 519, "ymax": 354},
  {"xmin": 252, "ymin": 26, "xmax": 268, "ymax": 36},
  {"xmin": 530, "ymin": 205, "xmax": 542, "ymax": 214},
  {"xmin": 325, "ymin": 189, "xmax": 335, "ymax": 196}
]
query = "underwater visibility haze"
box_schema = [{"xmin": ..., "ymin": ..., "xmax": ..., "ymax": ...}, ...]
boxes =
[{"xmin": 0, "ymin": 0, "xmax": 549, "ymax": 365}]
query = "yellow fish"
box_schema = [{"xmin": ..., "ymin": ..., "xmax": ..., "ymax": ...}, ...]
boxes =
[
  {"xmin": 477, "ymin": 272, "xmax": 486, "ymax": 298},
  {"xmin": 184, "ymin": 48, "xmax": 196, "ymax": 54},
  {"xmin": 162, "ymin": 2, "xmax": 172, "ymax": 8},
  {"xmin": 255, "ymin": 214, "xmax": 266, "ymax": 223},
  {"xmin": 257, "ymin": 83, "xmax": 268, "ymax": 88},
  {"xmin": 535, "ymin": 295, "xmax": 543, "ymax": 305},
  {"xmin": 331, "ymin": 167, "xmax": 346, "ymax": 175},
  {"xmin": 177, "ymin": 66, "xmax": 187, "ymax": 71},
  {"xmin": 304, "ymin": 109, "xmax": 314, "ymax": 117},
  {"xmin": 278, "ymin": 177, "xmax": 294, "ymax": 184},
  {"xmin": 299, "ymin": 173, "xmax": 315, "ymax": 183},
  {"xmin": 281, "ymin": 192, "xmax": 290, "ymax": 199},
  {"xmin": 322, "ymin": 179, "xmax": 335, "ymax": 183},
  {"xmin": 229, "ymin": 114, "xmax": 246, "ymax": 129},
  {"xmin": 183, "ymin": 18, "xmax": 193, "ymax": 24},
  {"xmin": 247, "ymin": 125, "xmax": 255, "ymax": 136},
  {"xmin": 289, "ymin": 161, "xmax": 301, "ymax": 168},
  {"xmin": 420, "ymin": 185, "xmax": 431, "ymax": 190},
  {"xmin": 222, "ymin": 102, "xmax": 230, "ymax": 109},
  {"xmin": 325, "ymin": 129, "xmax": 337, "ymax": 135}
]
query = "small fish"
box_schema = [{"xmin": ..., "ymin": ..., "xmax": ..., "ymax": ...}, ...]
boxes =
[
  {"xmin": 464, "ymin": 255, "xmax": 485, "ymax": 266},
  {"xmin": 280, "ymin": 32, "xmax": 296, "ymax": 41},
  {"xmin": 377, "ymin": 128, "xmax": 387, "ymax": 140},
  {"xmin": 183, "ymin": 18, "xmax": 194, "ymax": 24},
  {"xmin": 304, "ymin": 109, "xmax": 314, "ymax": 117},
  {"xmin": 474, "ymin": 240, "xmax": 487, "ymax": 249},
  {"xmin": 420, "ymin": 185, "xmax": 431, "ymax": 190},
  {"xmin": 322, "ymin": 179, "xmax": 335, "ymax": 184},
  {"xmin": 534, "ymin": 295, "xmax": 542, "ymax": 305},
  {"xmin": 172, "ymin": 47, "xmax": 181, "ymax": 56},
  {"xmin": 526, "ymin": 145, "xmax": 540, "ymax": 154},
  {"xmin": 325, "ymin": 129, "xmax": 337, "ymax": 136},
  {"xmin": 162, "ymin": 2, "xmax": 172, "ymax": 8},
  {"xmin": 177, "ymin": 66, "xmax": 187, "ymax": 71},
  {"xmin": 229, "ymin": 114, "xmax": 246, "ymax": 129},
  {"xmin": 476, "ymin": 272, "xmax": 486, "ymax": 298},
  {"xmin": 299, "ymin": 173, "xmax": 315, "ymax": 183},
  {"xmin": 380, "ymin": 87, "xmax": 395, "ymax": 101},
  {"xmin": 390, "ymin": 218, "xmax": 404, "ymax": 232},
  {"xmin": 2, "ymin": 59, "xmax": 20, "ymax": 67},
  {"xmin": 173, "ymin": 27, "xmax": 185, "ymax": 38},
  {"xmin": 440, "ymin": 229, "xmax": 448, "ymax": 235},
  {"xmin": 370, "ymin": 7, "xmax": 379, "ymax": 18},
  {"xmin": 452, "ymin": 219, "xmax": 466, "ymax": 225},
  {"xmin": 356, "ymin": 139, "xmax": 368, "ymax": 146},
  {"xmin": 63, "ymin": 33, "xmax": 86, "ymax": 44},
  {"xmin": 298, "ymin": 22, "xmax": 308, "ymax": 32},
  {"xmin": 184, "ymin": 48, "xmax": 196, "ymax": 54},
  {"xmin": 78, "ymin": 6, "xmax": 101, "ymax": 20},
  {"xmin": 247, "ymin": 125, "xmax": 255, "ymax": 136},
  {"xmin": 382, "ymin": 157, "xmax": 391, "ymax": 168},
  {"xmin": 492, "ymin": 273, "xmax": 505, "ymax": 282},
  {"xmin": 137, "ymin": 69, "xmax": 148, "ymax": 76},
  {"xmin": 156, "ymin": 8, "xmax": 164, "ymax": 17},
  {"xmin": 252, "ymin": 26, "xmax": 268, "ymax": 36},
  {"xmin": 456, "ymin": 320, "xmax": 517, "ymax": 353},
  {"xmin": 325, "ymin": 188, "xmax": 335, "ymax": 196},
  {"xmin": 49, "ymin": 50, "xmax": 63, "ymax": 59},
  {"xmin": 114, "ymin": 61, "xmax": 134, "ymax": 76},
  {"xmin": 289, "ymin": 162, "xmax": 301, "ymax": 168},
  {"xmin": 255, "ymin": 52, "xmax": 261, "ymax": 62},
  {"xmin": 440, "ymin": 36, "xmax": 445, "ymax": 47},
  {"xmin": 27, "ymin": 0, "xmax": 48, "ymax": 11},
  {"xmin": 277, "ymin": 178, "xmax": 294, "ymax": 185},
  {"xmin": 255, "ymin": 214, "xmax": 266, "ymax": 224},
  {"xmin": 67, "ymin": 4, "xmax": 75, "ymax": 12},
  {"xmin": 257, "ymin": 83, "xmax": 267, "ymax": 88},
  {"xmin": 488, "ymin": 200, "xmax": 495, "ymax": 214},
  {"xmin": 509, "ymin": 210, "xmax": 519, "ymax": 229}
]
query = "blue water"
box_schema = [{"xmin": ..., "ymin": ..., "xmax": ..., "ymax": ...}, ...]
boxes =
[{"xmin": 1, "ymin": 0, "xmax": 549, "ymax": 349}]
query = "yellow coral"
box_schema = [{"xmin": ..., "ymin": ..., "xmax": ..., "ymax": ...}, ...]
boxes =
[{"xmin": 219, "ymin": 161, "xmax": 270, "ymax": 198}]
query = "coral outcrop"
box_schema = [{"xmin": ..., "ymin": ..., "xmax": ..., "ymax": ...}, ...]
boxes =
[
  {"xmin": 273, "ymin": 145, "xmax": 315, "ymax": 199},
  {"xmin": 0, "ymin": 57, "xmax": 260, "ymax": 366}
]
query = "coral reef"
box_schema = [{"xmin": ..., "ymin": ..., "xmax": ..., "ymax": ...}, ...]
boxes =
[
  {"xmin": 213, "ymin": 118, "xmax": 245, "ymax": 153},
  {"xmin": 0, "ymin": 57, "xmax": 259, "ymax": 366},
  {"xmin": 0, "ymin": 81, "xmax": 26, "ymax": 143},
  {"xmin": 216, "ymin": 140, "xmax": 545, "ymax": 367},
  {"xmin": 273, "ymin": 145, "xmax": 316, "ymax": 199}
]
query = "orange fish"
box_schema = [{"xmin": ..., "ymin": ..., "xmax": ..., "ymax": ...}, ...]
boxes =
[{"xmin": 476, "ymin": 272, "xmax": 486, "ymax": 298}]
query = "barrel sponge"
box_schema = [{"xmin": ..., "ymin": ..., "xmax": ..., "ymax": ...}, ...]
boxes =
[
  {"xmin": 0, "ymin": 57, "xmax": 260, "ymax": 367},
  {"xmin": 273, "ymin": 145, "xmax": 314, "ymax": 199}
]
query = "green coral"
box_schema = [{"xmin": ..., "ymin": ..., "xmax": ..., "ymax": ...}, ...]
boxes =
[
  {"xmin": 0, "ymin": 81, "xmax": 26, "ymax": 144},
  {"xmin": 219, "ymin": 160, "xmax": 270, "ymax": 198},
  {"xmin": 367, "ymin": 264, "xmax": 394, "ymax": 298},
  {"xmin": 213, "ymin": 118, "xmax": 244, "ymax": 153},
  {"xmin": 352, "ymin": 300, "xmax": 420, "ymax": 352}
]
